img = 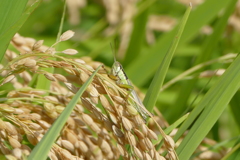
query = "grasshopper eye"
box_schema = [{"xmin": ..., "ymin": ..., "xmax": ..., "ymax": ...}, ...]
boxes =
[{"xmin": 115, "ymin": 66, "xmax": 121, "ymax": 73}]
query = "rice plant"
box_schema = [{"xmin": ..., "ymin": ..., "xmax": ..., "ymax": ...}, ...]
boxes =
[{"xmin": 0, "ymin": 0, "xmax": 240, "ymax": 160}]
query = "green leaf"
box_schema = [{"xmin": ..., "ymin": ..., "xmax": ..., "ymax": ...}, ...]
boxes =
[
  {"xmin": 174, "ymin": 0, "xmax": 239, "ymax": 139},
  {"xmin": 28, "ymin": 65, "xmax": 102, "ymax": 160},
  {"xmin": 0, "ymin": 1, "xmax": 27, "ymax": 34},
  {"xmin": 0, "ymin": 0, "xmax": 41, "ymax": 62},
  {"xmin": 170, "ymin": 0, "xmax": 238, "ymax": 123},
  {"xmin": 123, "ymin": 1, "xmax": 150, "ymax": 66},
  {"xmin": 143, "ymin": 5, "xmax": 191, "ymax": 112},
  {"xmin": 176, "ymin": 55, "xmax": 240, "ymax": 160},
  {"xmin": 169, "ymin": 0, "xmax": 237, "ymax": 122},
  {"xmin": 126, "ymin": 0, "xmax": 231, "ymax": 86},
  {"xmin": 230, "ymin": 91, "xmax": 240, "ymax": 129}
]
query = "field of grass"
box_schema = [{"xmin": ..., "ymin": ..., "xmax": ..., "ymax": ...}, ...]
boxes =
[{"xmin": 0, "ymin": 0, "xmax": 240, "ymax": 160}]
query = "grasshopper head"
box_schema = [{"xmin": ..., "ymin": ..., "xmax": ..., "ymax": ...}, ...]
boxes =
[
  {"xmin": 109, "ymin": 61, "xmax": 122, "ymax": 79},
  {"xmin": 108, "ymin": 61, "xmax": 122, "ymax": 80}
]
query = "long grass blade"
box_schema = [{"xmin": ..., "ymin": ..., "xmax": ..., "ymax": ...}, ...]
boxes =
[
  {"xmin": 0, "ymin": 0, "xmax": 40, "ymax": 62},
  {"xmin": 170, "ymin": 0, "xmax": 238, "ymax": 122},
  {"xmin": 230, "ymin": 91, "xmax": 240, "ymax": 129},
  {"xmin": 143, "ymin": 4, "xmax": 191, "ymax": 112},
  {"xmin": 176, "ymin": 55, "xmax": 240, "ymax": 160},
  {"xmin": 126, "ymin": 0, "xmax": 231, "ymax": 86},
  {"xmin": 174, "ymin": 0, "xmax": 239, "ymax": 139}
]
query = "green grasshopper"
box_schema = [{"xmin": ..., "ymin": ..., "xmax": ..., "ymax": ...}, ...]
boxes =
[
  {"xmin": 108, "ymin": 58, "xmax": 179, "ymax": 160},
  {"xmin": 108, "ymin": 57, "xmax": 150, "ymax": 121}
]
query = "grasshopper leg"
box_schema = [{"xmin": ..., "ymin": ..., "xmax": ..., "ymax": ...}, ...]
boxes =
[{"xmin": 116, "ymin": 81, "xmax": 134, "ymax": 99}]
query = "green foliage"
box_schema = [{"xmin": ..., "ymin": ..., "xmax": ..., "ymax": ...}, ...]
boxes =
[
  {"xmin": 176, "ymin": 54, "xmax": 240, "ymax": 159},
  {"xmin": 171, "ymin": 0, "xmax": 238, "ymax": 123},
  {"xmin": 0, "ymin": 0, "xmax": 41, "ymax": 61},
  {"xmin": 143, "ymin": 4, "xmax": 191, "ymax": 113},
  {"xmin": 126, "ymin": 0, "xmax": 231, "ymax": 86}
]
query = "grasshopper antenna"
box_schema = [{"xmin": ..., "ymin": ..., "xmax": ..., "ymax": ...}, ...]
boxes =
[{"xmin": 110, "ymin": 42, "xmax": 117, "ymax": 62}]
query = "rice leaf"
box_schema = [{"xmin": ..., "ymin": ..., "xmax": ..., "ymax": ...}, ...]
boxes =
[
  {"xmin": 126, "ymin": 0, "xmax": 232, "ymax": 86},
  {"xmin": 143, "ymin": 4, "xmax": 191, "ymax": 112},
  {"xmin": 170, "ymin": 0, "xmax": 238, "ymax": 123},
  {"xmin": 0, "ymin": 0, "xmax": 41, "ymax": 61},
  {"xmin": 174, "ymin": 0, "xmax": 239, "ymax": 139},
  {"xmin": 176, "ymin": 55, "xmax": 240, "ymax": 160},
  {"xmin": 230, "ymin": 91, "xmax": 240, "ymax": 129}
]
